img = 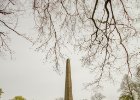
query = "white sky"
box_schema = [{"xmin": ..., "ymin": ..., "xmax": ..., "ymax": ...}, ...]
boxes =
[
  {"xmin": 0, "ymin": 33, "xmax": 121, "ymax": 100},
  {"xmin": 0, "ymin": 17, "xmax": 122, "ymax": 99},
  {"xmin": 1, "ymin": 0, "xmax": 140, "ymax": 100},
  {"xmin": 0, "ymin": 36, "xmax": 122, "ymax": 100}
]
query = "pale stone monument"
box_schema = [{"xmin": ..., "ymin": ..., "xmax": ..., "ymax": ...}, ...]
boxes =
[{"xmin": 64, "ymin": 59, "xmax": 73, "ymax": 100}]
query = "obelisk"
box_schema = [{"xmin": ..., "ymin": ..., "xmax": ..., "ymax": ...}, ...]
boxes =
[{"xmin": 64, "ymin": 59, "xmax": 73, "ymax": 100}]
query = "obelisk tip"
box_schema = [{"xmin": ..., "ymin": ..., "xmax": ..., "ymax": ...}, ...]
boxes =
[{"xmin": 66, "ymin": 58, "xmax": 70, "ymax": 63}]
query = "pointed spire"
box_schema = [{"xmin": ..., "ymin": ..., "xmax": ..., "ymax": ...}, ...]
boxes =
[{"xmin": 64, "ymin": 59, "xmax": 73, "ymax": 100}]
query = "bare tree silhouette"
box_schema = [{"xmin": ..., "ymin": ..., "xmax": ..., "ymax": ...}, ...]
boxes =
[
  {"xmin": 0, "ymin": 0, "xmax": 32, "ymax": 57},
  {"xmin": 1, "ymin": 0, "xmax": 140, "ymax": 85},
  {"xmin": 32, "ymin": 0, "xmax": 140, "ymax": 84}
]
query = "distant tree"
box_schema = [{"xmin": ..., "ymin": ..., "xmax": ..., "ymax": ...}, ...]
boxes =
[
  {"xmin": 119, "ymin": 66, "xmax": 140, "ymax": 100},
  {"xmin": 0, "ymin": 88, "xmax": 4, "ymax": 99},
  {"xmin": 11, "ymin": 96, "xmax": 26, "ymax": 100},
  {"xmin": 119, "ymin": 74, "xmax": 135, "ymax": 100},
  {"xmin": 134, "ymin": 67, "xmax": 140, "ymax": 99},
  {"xmin": 119, "ymin": 95, "xmax": 133, "ymax": 100},
  {"xmin": 91, "ymin": 93, "xmax": 105, "ymax": 100}
]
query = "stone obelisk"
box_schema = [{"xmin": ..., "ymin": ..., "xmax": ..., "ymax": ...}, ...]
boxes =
[{"xmin": 64, "ymin": 59, "xmax": 73, "ymax": 100}]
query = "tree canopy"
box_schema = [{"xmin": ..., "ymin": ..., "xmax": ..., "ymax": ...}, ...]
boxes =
[
  {"xmin": 12, "ymin": 96, "xmax": 26, "ymax": 100},
  {"xmin": 0, "ymin": 88, "xmax": 4, "ymax": 98},
  {"xmin": 119, "ymin": 66, "xmax": 140, "ymax": 100}
]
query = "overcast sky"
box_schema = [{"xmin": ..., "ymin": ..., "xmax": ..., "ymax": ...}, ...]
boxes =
[
  {"xmin": 1, "ymin": 0, "xmax": 140, "ymax": 100},
  {"xmin": 0, "ymin": 35, "xmax": 121, "ymax": 100},
  {"xmin": 0, "ymin": 25, "xmax": 123, "ymax": 100},
  {"xmin": 0, "ymin": 13, "xmax": 121, "ymax": 100}
]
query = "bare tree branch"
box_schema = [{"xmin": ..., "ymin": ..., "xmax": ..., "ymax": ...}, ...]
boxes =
[{"xmin": 32, "ymin": 0, "xmax": 140, "ymax": 83}]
